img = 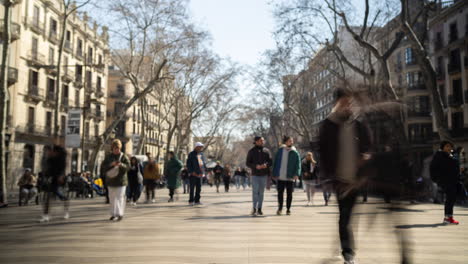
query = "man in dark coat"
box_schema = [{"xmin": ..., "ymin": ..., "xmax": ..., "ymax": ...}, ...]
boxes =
[
  {"xmin": 186, "ymin": 142, "xmax": 207, "ymax": 205},
  {"xmin": 430, "ymin": 141, "xmax": 460, "ymax": 225},
  {"xmin": 319, "ymin": 88, "xmax": 371, "ymax": 264},
  {"xmin": 213, "ymin": 162, "xmax": 224, "ymax": 193}
]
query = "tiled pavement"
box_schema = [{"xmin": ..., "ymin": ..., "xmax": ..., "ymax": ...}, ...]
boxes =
[{"xmin": 0, "ymin": 186, "xmax": 467, "ymax": 264}]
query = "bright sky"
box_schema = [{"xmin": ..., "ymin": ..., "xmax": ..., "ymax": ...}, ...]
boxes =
[{"xmin": 189, "ymin": 0, "xmax": 276, "ymax": 67}]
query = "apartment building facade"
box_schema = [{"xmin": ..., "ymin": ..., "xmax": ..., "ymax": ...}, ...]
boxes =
[
  {"xmin": 1, "ymin": 0, "xmax": 109, "ymax": 189},
  {"xmin": 429, "ymin": 0, "xmax": 468, "ymax": 151}
]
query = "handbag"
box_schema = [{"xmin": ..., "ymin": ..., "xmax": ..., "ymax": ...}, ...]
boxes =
[{"xmin": 106, "ymin": 153, "xmax": 123, "ymax": 179}]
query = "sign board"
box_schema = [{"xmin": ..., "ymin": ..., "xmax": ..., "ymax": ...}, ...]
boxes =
[
  {"xmin": 65, "ymin": 109, "xmax": 82, "ymax": 148},
  {"xmin": 132, "ymin": 134, "xmax": 141, "ymax": 154}
]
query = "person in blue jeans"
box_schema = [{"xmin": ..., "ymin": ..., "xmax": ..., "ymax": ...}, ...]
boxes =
[{"xmin": 246, "ymin": 136, "xmax": 272, "ymax": 216}]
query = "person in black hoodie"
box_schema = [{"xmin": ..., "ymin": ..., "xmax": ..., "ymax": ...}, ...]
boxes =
[
  {"xmin": 246, "ymin": 136, "xmax": 272, "ymax": 216},
  {"xmin": 430, "ymin": 141, "xmax": 460, "ymax": 225},
  {"xmin": 39, "ymin": 144, "xmax": 68, "ymax": 223},
  {"xmin": 319, "ymin": 88, "xmax": 371, "ymax": 264},
  {"xmin": 127, "ymin": 156, "xmax": 143, "ymax": 206}
]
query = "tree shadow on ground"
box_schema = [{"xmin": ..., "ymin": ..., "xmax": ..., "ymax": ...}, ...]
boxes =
[
  {"xmin": 185, "ymin": 215, "xmax": 266, "ymax": 220},
  {"xmin": 395, "ymin": 223, "xmax": 446, "ymax": 229},
  {"xmin": 377, "ymin": 207, "xmax": 425, "ymax": 213}
]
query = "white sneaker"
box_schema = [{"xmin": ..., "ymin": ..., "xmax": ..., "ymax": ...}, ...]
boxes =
[
  {"xmin": 39, "ymin": 215, "xmax": 50, "ymax": 223},
  {"xmin": 63, "ymin": 212, "xmax": 70, "ymax": 219},
  {"xmin": 151, "ymin": 199, "xmax": 156, "ymax": 203}
]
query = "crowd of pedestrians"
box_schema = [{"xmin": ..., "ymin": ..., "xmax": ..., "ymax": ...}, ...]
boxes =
[{"xmin": 5, "ymin": 86, "xmax": 467, "ymax": 264}]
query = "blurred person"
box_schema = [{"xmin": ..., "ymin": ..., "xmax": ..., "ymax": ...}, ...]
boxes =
[
  {"xmin": 186, "ymin": 142, "xmax": 207, "ymax": 205},
  {"xmin": 181, "ymin": 167, "xmax": 189, "ymax": 194},
  {"xmin": 319, "ymin": 88, "xmax": 371, "ymax": 264},
  {"xmin": 223, "ymin": 164, "xmax": 232, "ymax": 192},
  {"xmin": 240, "ymin": 168, "xmax": 248, "ymax": 190},
  {"xmin": 272, "ymin": 136, "xmax": 301, "ymax": 215},
  {"xmin": 234, "ymin": 167, "xmax": 242, "ymax": 190},
  {"xmin": 246, "ymin": 136, "xmax": 272, "ymax": 216},
  {"xmin": 101, "ymin": 139, "xmax": 130, "ymax": 221},
  {"xmin": 430, "ymin": 141, "xmax": 460, "ymax": 225},
  {"xmin": 127, "ymin": 157, "xmax": 143, "ymax": 206},
  {"xmin": 213, "ymin": 161, "xmax": 223, "ymax": 193},
  {"xmin": 143, "ymin": 153, "xmax": 161, "ymax": 203},
  {"xmin": 18, "ymin": 169, "xmax": 37, "ymax": 206},
  {"xmin": 39, "ymin": 144, "xmax": 69, "ymax": 223},
  {"xmin": 165, "ymin": 151, "xmax": 183, "ymax": 202},
  {"xmin": 302, "ymin": 152, "xmax": 319, "ymax": 206}
]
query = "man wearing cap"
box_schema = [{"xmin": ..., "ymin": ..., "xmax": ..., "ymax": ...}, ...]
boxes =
[
  {"xmin": 186, "ymin": 142, "xmax": 207, "ymax": 205},
  {"xmin": 246, "ymin": 136, "xmax": 272, "ymax": 216}
]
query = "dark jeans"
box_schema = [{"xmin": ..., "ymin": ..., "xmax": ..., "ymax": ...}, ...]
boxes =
[
  {"xmin": 337, "ymin": 189, "xmax": 358, "ymax": 260},
  {"xmin": 444, "ymin": 184, "xmax": 457, "ymax": 216},
  {"xmin": 169, "ymin": 188, "xmax": 175, "ymax": 198},
  {"xmin": 223, "ymin": 177, "xmax": 230, "ymax": 192},
  {"xmin": 277, "ymin": 180, "xmax": 294, "ymax": 211},
  {"xmin": 44, "ymin": 187, "xmax": 69, "ymax": 215},
  {"xmin": 128, "ymin": 182, "xmax": 142, "ymax": 202},
  {"xmin": 189, "ymin": 176, "xmax": 202, "ymax": 203},
  {"xmin": 144, "ymin": 179, "xmax": 157, "ymax": 201}
]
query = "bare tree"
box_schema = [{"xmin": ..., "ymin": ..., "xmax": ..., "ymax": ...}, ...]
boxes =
[
  {"xmin": 87, "ymin": 0, "xmax": 189, "ymax": 174},
  {"xmin": 0, "ymin": 0, "xmax": 17, "ymax": 204}
]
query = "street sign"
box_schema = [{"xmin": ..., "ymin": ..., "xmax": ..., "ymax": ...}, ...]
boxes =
[{"xmin": 65, "ymin": 109, "xmax": 82, "ymax": 148}]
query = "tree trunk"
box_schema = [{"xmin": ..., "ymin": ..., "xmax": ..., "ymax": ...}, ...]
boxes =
[
  {"xmin": 136, "ymin": 98, "xmax": 146, "ymax": 155},
  {"xmin": 53, "ymin": 11, "xmax": 69, "ymax": 138},
  {"xmin": 89, "ymin": 59, "xmax": 168, "ymax": 177},
  {"xmin": 0, "ymin": 0, "xmax": 12, "ymax": 204}
]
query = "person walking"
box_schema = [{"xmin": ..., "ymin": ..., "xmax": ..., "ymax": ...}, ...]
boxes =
[
  {"xmin": 234, "ymin": 167, "xmax": 243, "ymax": 190},
  {"xmin": 187, "ymin": 142, "xmax": 207, "ymax": 205},
  {"xmin": 39, "ymin": 144, "xmax": 69, "ymax": 223},
  {"xmin": 127, "ymin": 157, "xmax": 143, "ymax": 206},
  {"xmin": 302, "ymin": 152, "xmax": 319, "ymax": 206},
  {"xmin": 223, "ymin": 164, "xmax": 232, "ymax": 192},
  {"xmin": 213, "ymin": 162, "xmax": 223, "ymax": 193},
  {"xmin": 240, "ymin": 168, "xmax": 248, "ymax": 190},
  {"xmin": 18, "ymin": 169, "xmax": 38, "ymax": 206},
  {"xmin": 181, "ymin": 167, "xmax": 190, "ymax": 194},
  {"xmin": 430, "ymin": 141, "xmax": 461, "ymax": 225},
  {"xmin": 101, "ymin": 139, "xmax": 130, "ymax": 221},
  {"xmin": 143, "ymin": 153, "xmax": 161, "ymax": 203},
  {"xmin": 165, "ymin": 151, "xmax": 183, "ymax": 202},
  {"xmin": 272, "ymin": 136, "xmax": 301, "ymax": 215},
  {"xmin": 319, "ymin": 88, "xmax": 372, "ymax": 264},
  {"xmin": 246, "ymin": 136, "xmax": 272, "ymax": 216}
]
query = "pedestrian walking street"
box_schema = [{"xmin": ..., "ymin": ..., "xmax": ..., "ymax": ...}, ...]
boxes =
[{"xmin": 0, "ymin": 187, "xmax": 467, "ymax": 264}]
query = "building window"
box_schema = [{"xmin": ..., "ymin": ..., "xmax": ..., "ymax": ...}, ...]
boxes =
[
  {"xmin": 32, "ymin": 6, "xmax": 40, "ymax": 25},
  {"xmin": 46, "ymin": 111, "xmax": 52, "ymax": 135},
  {"xmin": 47, "ymin": 78, "xmax": 55, "ymax": 100},
  {"xmin": 49, "ymin": 18, "xmax": 58, "ymax": 38},
  {"xmin": 23, "ymin": 145, "xmax": 35, "ymax": 171},
  {"xmin": 94, "ymin": 124, "xmax": 99, "ymax": 137},
  {"xmin": 49, "ymin": 47, "xmax": 55, "ymax": 65},
  {"xmin": 435, "ymin": 32, "xmax": 443, "ymax": 50},
  {"xmin": 97, "ymin": 76, "xmax": 102, "ymax": 91},
  {"xmin": 28, "ymin": 70, "xmax": 39, "ymax": 93},
  {"xmin": 449, "ymin": 22, "xmax": 458, "ymax": 43},
  {"xmin": 77, "ymin": 38, "xmax": 83, "ymax": 57},
  {"xmin": 452, "ymin": 79, "xmax": 463, "ymax": 104},
  {"xmin": 75, "ymin": 89, "xmax": 80, "ymax": 107},
  {"xmin": 98, "ymin": 54, "xmax": 103, "ymax": 65},
  {"xmin": 452, "ymin": 112, "xmax": 464, "ymax": 130},
  {"xmin": 32, "ymin": 37, "xmax": 38, "ymax": 59},
  {"xmin": 405, "ymin": 47, "xmax": 415, "ymax": 65},
  {"xmin": 76, "ymin": 64, "xmax": 83, "ymax": 81},
  {"xmin": 87, "ymin": 47, "xmax": 93, "ymax": 64},
  {"xmin": 85, "ymin": 122, "xmax": 90, "ymax": 139}
]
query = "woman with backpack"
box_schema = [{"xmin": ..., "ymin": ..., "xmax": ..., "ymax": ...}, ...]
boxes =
[
  {"xmin": 127, "ymin": 157, "xmax": 143, "ymax": 206},
  {"xmin": 430, "ymin": 141, "xmax": 460, "ymax": 225},
  {"xmin": 100, "ymin": 139, "xmax": 130, "ymax": 221}
]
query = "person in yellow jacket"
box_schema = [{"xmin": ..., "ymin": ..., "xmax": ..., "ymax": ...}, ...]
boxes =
[{"xmin": 143, "ymin": 152, "xmax": 161, "ymax": 203}]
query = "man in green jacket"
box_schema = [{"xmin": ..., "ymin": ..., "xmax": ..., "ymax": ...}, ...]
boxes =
[{"xmin": 272, "ymin": 136, "xmax": 301, "ymax": 215}]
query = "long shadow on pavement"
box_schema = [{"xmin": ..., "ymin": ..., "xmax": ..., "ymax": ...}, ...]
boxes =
[
  {"xmin": 395, "ymin": 223, "xmax": 446, "ymax": 229},
  {"xmin": 185, "ymin": 215, "xmax": 266, "ymax": 220}
]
